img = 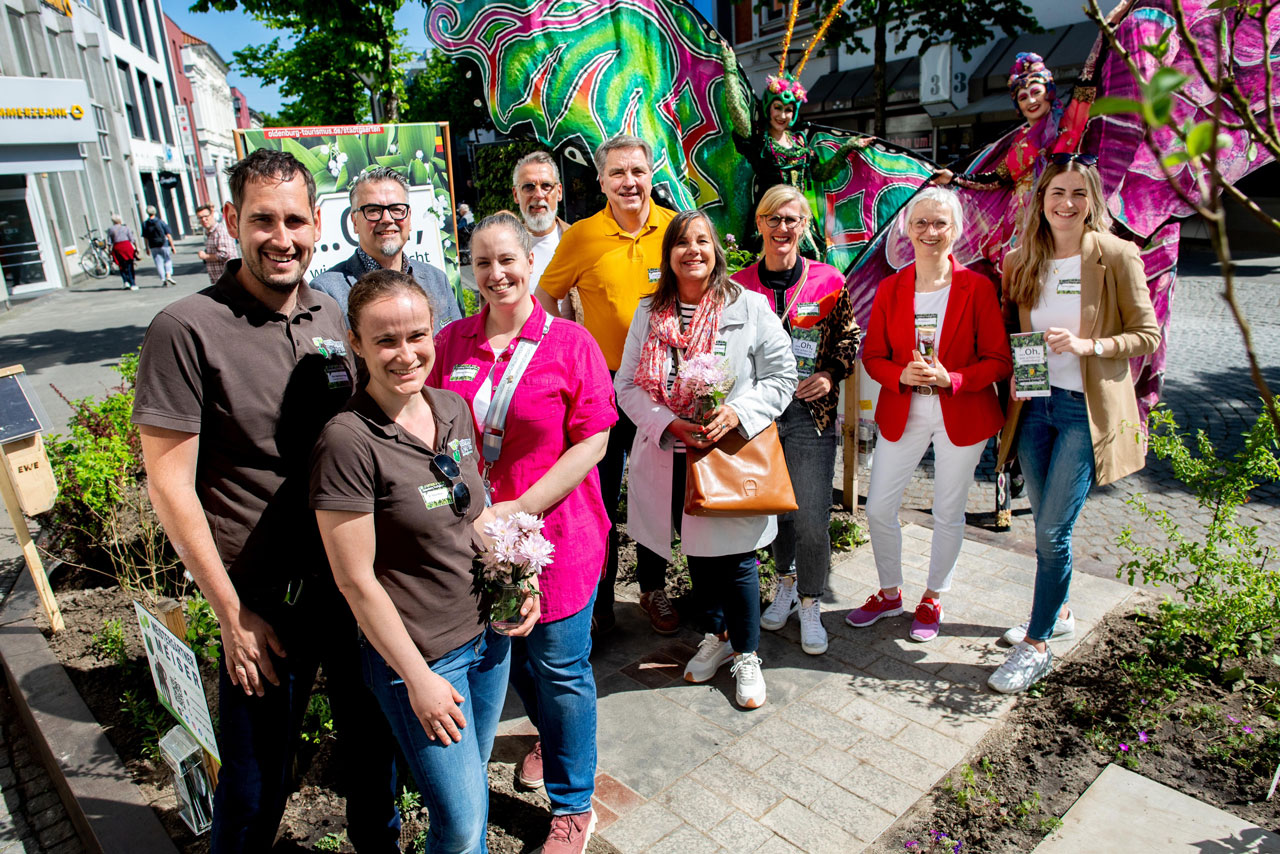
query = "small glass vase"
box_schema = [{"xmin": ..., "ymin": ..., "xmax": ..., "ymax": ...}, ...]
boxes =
[{"xmin": 489, "ymin": 583, "xmax": 524, "ymax": 635}]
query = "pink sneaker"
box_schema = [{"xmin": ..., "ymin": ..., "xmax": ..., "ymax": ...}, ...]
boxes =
[
  {"xmin": 845, "ymin": 591, "xmax": 905, "ymax": 627},
  {"xmin": 909, "ymin": 598, "xmax": 943, "ymax": 642}
]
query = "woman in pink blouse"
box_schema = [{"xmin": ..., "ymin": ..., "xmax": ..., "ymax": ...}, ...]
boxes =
[{"xmin": 428, "ymin": 212, "xmax": 615, "ymax": 852}]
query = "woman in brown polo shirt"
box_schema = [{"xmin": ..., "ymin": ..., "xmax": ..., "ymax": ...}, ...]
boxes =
[{"xmin": 310, "ymin": 269, "xmax": 538, "ymax": 854}]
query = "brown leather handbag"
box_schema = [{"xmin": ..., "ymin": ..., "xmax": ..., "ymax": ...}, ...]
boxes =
[{"xmin": 684, "ymin": 422, "xmax": 798, "ymax": 517}]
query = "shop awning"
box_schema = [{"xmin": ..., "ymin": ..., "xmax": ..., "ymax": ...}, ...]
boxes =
[
  {"xmin": 0, "ymin": 145, "xmax": 84, "ymax": 174},
  {"xmin": 807, "ymin": 56, "xmax": 919, "ymax": 118}
]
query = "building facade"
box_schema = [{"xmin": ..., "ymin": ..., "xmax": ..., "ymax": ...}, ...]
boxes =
[{"xmin": 175, "ymin": 27, "xmax": 234, "ymax": 209}]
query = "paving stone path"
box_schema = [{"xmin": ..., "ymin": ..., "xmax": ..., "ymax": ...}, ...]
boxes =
[{"xmin": 495, "ymin": 526, "xmax": 1131, "ymax": 853}]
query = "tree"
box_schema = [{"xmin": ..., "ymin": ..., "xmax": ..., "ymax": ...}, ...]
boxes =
[
  {"xmin": 402, "ymin": 51, "xmax": 494, "ymax": 140},
  {"xmin": 189, "ymin": 0, "xmax": 412, "ymax": 122},
  {"xmin": 810, "ymin": 0, "xmax": 1039, "ymax": 137},
  {"xmin": 232, "ymin": 32, "xmax": 370, "ymax": 127},
  {"xmin": 1086, "ymin": 0, "xmax": 1280, "ymax": 430}
]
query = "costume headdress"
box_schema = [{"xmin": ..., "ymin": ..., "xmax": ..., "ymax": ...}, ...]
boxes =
[
  {"xmin": 764, "ymin": 0, "xmax": 854, "ymax": 126},
  {"xmin": 1007, "ymin": 52, "xmax": 1057, "ymax": 105}
]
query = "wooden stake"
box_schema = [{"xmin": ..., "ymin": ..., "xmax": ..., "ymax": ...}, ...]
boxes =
[
  {"xmin": 0, "ymin": 446, "xmax": 62, "ymax": 631},
  {"xmin": 841, "ymin": 364, "xmax": 860, "ymax": 510}
]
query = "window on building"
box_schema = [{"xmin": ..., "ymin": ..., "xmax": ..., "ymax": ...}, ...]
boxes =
[
  {"xmin": 116, "ymin": 60, "xmax": 144, "ymax": 138},
  {"xmin": 758, "ymin": 0, "xmax": 808, "ymax": 36},
  {"xmin": 121, "ymin": 0, "xmax": 141, "ymax": 49},
  {"xmin": 45, "ymin": 29, "xmax": 67, "ymax": 78},
  {"xmin": 78, "ymin": 46, "xmax": 95, "ymax": 98},
  {"xmin": 153, "ymin": 80, "xmax": 175, "ymax": 145},
  {"xmin": 135, "ymin": 0, "xmax": 156, "ymax": 59},
  {"xmin": 103, "ymin": 58, "xmax": 119, "ymax": 107},
  {"xmin": 78, "ymin": 0, "xmax": 98, "ymax": 14},
  {"xmin": 137, "ymin": 69, "xmax": 160, "ymax": 140},
  {"xmin": 103, "ymin": 0, "xmax": 122, "ymax": 35},
  {"xmin": 6, "ymin": 11, "xmax": 34, "ymax": 77},
  {"xmin": 93, "ymin": 104, "xmax": 111, "ymax": 158},
  {"xmin": 45, "ymin": 174, "xmax": 76, "ymax": 251}
]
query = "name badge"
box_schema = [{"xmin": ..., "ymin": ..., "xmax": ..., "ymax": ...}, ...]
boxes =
[
  {"xmin": 796, "ymin": 302, "xmax": 820, "ymax": 318},
  {"xmin": 450, "ymin": 364, "xmax": 480, "ymax": 382},
  {"xmin": 418, "ymin": 482, "xmax": 453, "ymax": 510},
  {"xmin": 325, "ymin": 365, "xmax": 351, "ymax": 389},
  {"xmin": 648, "ymin": 268, "xmax": 661, "ymax": 283},
  {"xmin": 1056, "ymin": 277, "xmax": 1081, "ymax": 295},
  {"xmin": 713, "ymin": 339, "xmax": 728, "ymax": 356}
]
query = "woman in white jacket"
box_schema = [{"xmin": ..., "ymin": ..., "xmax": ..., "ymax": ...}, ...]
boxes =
[{"xmin": 616, "ymin": 210, "xmax": 797, "ymax": 710}]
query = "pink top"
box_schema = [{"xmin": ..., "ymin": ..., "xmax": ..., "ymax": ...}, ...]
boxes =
[
  {"xmin": 731, "ymin": 259, "xmax": 846, "ymax": 329},
  {"xmin": 428, "ymin": 298, "xmax": 617, "ymax": 622}
]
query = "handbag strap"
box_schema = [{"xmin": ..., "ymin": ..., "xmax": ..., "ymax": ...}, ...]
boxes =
[{"xmin": 480, "ymin": 313, "xmax": 553, "ymax": 493}]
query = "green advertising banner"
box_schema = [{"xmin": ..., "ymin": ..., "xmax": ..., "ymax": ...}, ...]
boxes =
[{"xmin": 235, "ymin": 122, "xmax": 463, "ymax": 308}]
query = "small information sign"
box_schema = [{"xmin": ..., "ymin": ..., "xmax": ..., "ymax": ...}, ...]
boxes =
[{"xmin": 134, "ymin": 602, "xmax": 220, "ymax": 762}]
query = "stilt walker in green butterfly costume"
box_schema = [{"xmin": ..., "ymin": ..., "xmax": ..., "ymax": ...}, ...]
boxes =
[{"xmin": 720, "ymin": 0, "xmax": 869, "ymax": 261}]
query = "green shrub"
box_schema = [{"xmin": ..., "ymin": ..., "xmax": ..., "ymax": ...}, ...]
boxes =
[
  {"xmin": 92, "ymin": 618, "xmax": 129, "ymax": 668},
  {"xmin": 185, "ymin": 594, "xmax": 222, "ymax": 664},
  {"xmin": 1118, "ymin": 405, "xmax": 1280, "ymax": 678}
]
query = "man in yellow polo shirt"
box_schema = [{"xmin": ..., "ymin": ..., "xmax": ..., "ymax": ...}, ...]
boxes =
[{"xmin": 537, "ymin": 134, "xmax": 678, "ymax": 638}]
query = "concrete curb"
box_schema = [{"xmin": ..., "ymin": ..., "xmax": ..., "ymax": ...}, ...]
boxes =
[{"xmin": 0, "ymin": 568, "xmax": 179, "ymax": 854}]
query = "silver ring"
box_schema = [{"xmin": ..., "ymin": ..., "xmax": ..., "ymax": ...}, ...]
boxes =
[{"xmin": 235, "ymin": 665, "xmax": 246, "ymax": 671}]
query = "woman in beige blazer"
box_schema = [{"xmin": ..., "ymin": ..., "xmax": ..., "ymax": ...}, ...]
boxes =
[{"xmin": 987, "ymin": 156, "xmax": 1158, "ymax": 694}]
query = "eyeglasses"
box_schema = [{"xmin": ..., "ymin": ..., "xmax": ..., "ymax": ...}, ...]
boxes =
[
  {"xmin": 431, "ymin": 453, "xmax": 471, "ymax": 515},
  {"xmin": 910, "ymin": 219, "xmax": 952, "ymax": 233},
  {"xmin": 761, "ymin": 214, "xmax": 807, "ymax": 229},
  {"xmin": 1050, "ymin": 152, "xmax": 1099, "ymax": 166},
  {"xmin": 357, "ymin": 203, "xmax": 410, "ymax": 222},
  {"xmin": 518, "ymin": 181, "xmax": 559, "ymax": 195}
]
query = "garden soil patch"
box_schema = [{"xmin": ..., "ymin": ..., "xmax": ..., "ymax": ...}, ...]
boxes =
[{"xmin": 867, "ymin": 599, "xmax": 1280, "ymax": 854}]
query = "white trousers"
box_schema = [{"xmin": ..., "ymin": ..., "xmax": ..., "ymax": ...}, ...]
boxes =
[{"xmin": 866, "ymin": 394, "xmax": 986, "ymax": 594}]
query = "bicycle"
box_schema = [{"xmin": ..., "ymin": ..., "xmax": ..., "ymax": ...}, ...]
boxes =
[{"xmin": 79, "ymin": 230, "xmax": 113, "ymax": 279}]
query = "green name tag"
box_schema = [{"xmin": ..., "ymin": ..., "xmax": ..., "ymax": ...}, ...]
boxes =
[
  {"xmin": 648, "ymin": 268, "xmax": 661, "ymax": 282},
  {"xmin": 418, "ymin": 482, "xmax": 453, "ymax": 510},
  {"xmin": 450, "ymin": 364, "xmax": 480, "ymax": 382},
  {"xmin": 713, "ymin": 340, "xmax": 728, "ymax": 356},
  {"xmin": 1057, "ymin": 277, "xmax": 1081, "ymax": 295},
  {"xmin": 796, "ymin": 302, "xmax": 820, "ymax": 318},
  {"xmin": 325, "ymin": 365, "xmax": 351, "ymax": 390}
]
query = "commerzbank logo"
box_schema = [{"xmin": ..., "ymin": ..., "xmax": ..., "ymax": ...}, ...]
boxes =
[{"xmin": 0, "ymin": 105, "xmax": 85, "ymax": 120}]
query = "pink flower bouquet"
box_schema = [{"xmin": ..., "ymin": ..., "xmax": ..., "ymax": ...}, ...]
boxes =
[
  {"xmin": 678, "ymin": 353, "xmax": 736, "ymax": 424},
  {"xmin": 477, "ymin": 511, "xmax": 553, "ymax": 633}
]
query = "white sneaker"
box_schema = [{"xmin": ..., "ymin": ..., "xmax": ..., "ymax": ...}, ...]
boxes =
[
  {"xmin": 760, "ymin": 577, "xmax": 799, "ymax": 630},
  {"xmin": 731, "ymin": 652, "xmax": 766, "ymax": 709},
  {"xmin": 798, "ymin": 598, "xmax": 828, "ymax": 655},
  {"xmin": 684, "ymin": 633, "xmax": 734, "ymax": 683},
  {"xmin": 988, "ymin": 642, "xmax": 1053, "ymax": 693},
  {"xmin": 1002, "ymin": 610, "xmax": 1075, "ymax": 645}
]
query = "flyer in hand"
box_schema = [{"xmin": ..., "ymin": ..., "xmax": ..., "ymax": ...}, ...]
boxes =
[{"xmin": 1011, "ymin": 332, "xmax": 1051, "ymax": 398}]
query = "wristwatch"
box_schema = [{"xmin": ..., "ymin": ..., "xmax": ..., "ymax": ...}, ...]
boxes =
[{"xmin": 1092, "ymin": 338, "xmax": 1105, "ymax": 357}]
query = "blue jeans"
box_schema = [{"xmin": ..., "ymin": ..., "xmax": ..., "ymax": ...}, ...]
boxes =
[
  {"xmin": 152, "ymin": 244, "xmax": 174, "ymax": 279},
  {"xmin": 211, "ymin": 589, "xmax": 400, "ymax": 854},
  {"xmin": 638, "ymin": 453, "xmax": 762, "ymax": 653},
  {"xmin": 1018, "ymin": 388, "xmax": 1096, "ymax": 642},
  {"xmin": 774, "ymin": 400, "xmax": 838, "ymax": 598},
  {"xmin": 363, "ymin": 629, "xmax": 510, "ymax": 854},
  {"xmin": 118, "ymin": 259, "xmax": 136, "ymax": 288},
  {"xmin": 511, "ymin": 595, "xmax": 597, "ymax": 815}
]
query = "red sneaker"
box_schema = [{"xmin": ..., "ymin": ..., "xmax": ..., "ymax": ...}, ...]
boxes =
[
  {"xmin": 541, "ymin": 810, "xmax": 597, "ymax": 854},
  {"xmin": 845, "ymin": 591, "xmax": 905, "ymax": 627},
  {"xmin": 909, "ymin": 598, "xmax": 943, "ymax": 643},
  {"xmin": 516, "ymin": 740, "xmax": 543, "ymax": 789}
]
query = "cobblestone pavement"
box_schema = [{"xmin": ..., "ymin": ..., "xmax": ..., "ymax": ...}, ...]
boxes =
[
  {"xmin": 514, "ymin": 525, "xmax": 1133, "ymax": 853},
  {"xmin": 0, "ymin": 675, "xmax": 83, "ymax": 854},
  {"xmin": 842, "ymin": 245, "xmax": 1280, "ymax": 574}
]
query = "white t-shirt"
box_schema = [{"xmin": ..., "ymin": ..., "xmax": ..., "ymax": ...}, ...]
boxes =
[
  {"xmin": 913, "ymin": 286, "xmax": 950, "ymax": 364},
  {"xmin": 528, "ymin": 227, "xmax": 572, "ymax": 316},
  {"xmin": 1030, "ymin": 254, "xmax": 1084, "ymax": 393}
]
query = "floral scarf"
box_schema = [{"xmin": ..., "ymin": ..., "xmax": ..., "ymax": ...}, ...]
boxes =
[{"xmin": 634, "ymin": 294, "xmax": 725, "ymax": 418}]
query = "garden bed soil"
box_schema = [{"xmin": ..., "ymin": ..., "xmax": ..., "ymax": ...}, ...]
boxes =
[{"xmin": 866, "ymin": 598, "xmax": 1280, "ymax": 853}]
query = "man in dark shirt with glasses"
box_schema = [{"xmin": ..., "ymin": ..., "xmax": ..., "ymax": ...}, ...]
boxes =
[{"xmin": 311, "ymin": 166, "xmax": 462, "ymax": 329}]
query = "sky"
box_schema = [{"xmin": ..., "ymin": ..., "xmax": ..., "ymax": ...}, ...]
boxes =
[{"xmin": 161, "ymin": 3, "xmax": 434, "ymax": 115}]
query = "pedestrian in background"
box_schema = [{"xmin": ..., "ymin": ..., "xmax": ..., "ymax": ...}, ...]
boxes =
[
  {"xmin": 106, "ymin": 214, "xmax": 139, "ymax": 291},
  {"xmin": 732, "ymin": 184, "xmax": 861, "ymax": 656},
  {"xmin": 988, "ymin": 157, "xmax": 1158, "ymax": 693},
  {"xmin": 847, "ymin": 186, "xmax": 1011, "ymax": 644},
  {"xmin": 142, "ymin": 206, "xmax": 177, "ymax": 287},
  {"xmin": 616, "ymin": 209, "xmax": 796, "ymax": 710},
  {"xmin": 196, "ymin": 203, "xmax": 238, "ymax": 286}
]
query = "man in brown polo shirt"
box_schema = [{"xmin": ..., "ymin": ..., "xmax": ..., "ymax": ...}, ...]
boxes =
[{"xmin": 133, "ymin": 149, "xmax": 399, "ymax": 853}]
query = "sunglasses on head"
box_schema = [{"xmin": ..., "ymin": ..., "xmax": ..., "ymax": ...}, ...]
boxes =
[
  {"xmin": 431, "ymin": 453, "xmax": 471, "ymax": 515},
  {"xmin": 1050, "ymin": 152, "xmax": 1099, "ymax": 167}
]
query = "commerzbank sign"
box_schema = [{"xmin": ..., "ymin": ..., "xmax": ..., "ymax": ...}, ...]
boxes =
[{"xmin": 0, "ymin": 78, "xmax": 95, "ymax": 146}]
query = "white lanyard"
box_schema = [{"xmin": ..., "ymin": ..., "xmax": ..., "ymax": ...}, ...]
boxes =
[{"xmin": 480, "ymin": 314, "xmax": 553, "ymax": 497}]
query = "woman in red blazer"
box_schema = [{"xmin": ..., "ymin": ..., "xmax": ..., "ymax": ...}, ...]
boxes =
[{"xmin": 845, "ymin": 187, "xmax": 1012, "ymax": 643}]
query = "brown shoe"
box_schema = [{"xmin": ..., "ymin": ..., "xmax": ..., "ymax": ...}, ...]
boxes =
[
  {"xmin": 541, "ymin": 810, "xmax": 596, "ymax": 854},
  {"xmin": 640, "ymin": 590, "xmax": 679, "ymax": 635},
  {"xmin": 517, "ymin": 739, "xmax": 543, "ymax": 789}
]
